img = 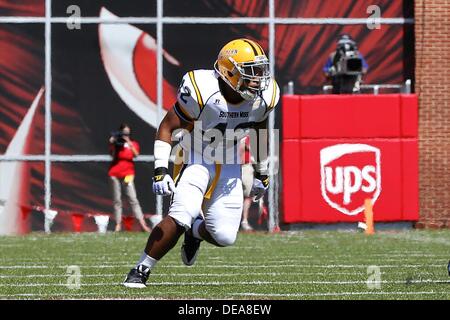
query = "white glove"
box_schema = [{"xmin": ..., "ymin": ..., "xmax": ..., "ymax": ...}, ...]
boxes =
[
  {"xmin": 250, "ymin": 173, "xmax": 269, "ymax": 201},
  {"xmin": 152, "ymin": 168, "xmax": 176, "ymax": 196}
]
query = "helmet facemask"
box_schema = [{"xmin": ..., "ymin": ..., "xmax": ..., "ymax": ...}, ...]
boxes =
[
  {"xmin": 215, "ymin": 56, "xmax": 271, "ymax": 101},
  {"xmin": 236, "ymin": 57, "xmax": 271, "ymax": 100}
]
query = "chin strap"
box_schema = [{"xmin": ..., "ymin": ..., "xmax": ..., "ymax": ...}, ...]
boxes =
[{"xmin": 239, "ymin": 90, "xmax": 256, "ymax": 101}]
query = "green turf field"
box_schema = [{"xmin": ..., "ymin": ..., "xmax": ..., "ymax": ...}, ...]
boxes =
[{"xmin": 0, "ymin": 230, "xmax": 449, "ymax": 299}]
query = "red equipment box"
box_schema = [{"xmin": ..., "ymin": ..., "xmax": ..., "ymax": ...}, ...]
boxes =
[{"xmin": 281, "ymin": 94, "xmax": 419, "ymax": 223}]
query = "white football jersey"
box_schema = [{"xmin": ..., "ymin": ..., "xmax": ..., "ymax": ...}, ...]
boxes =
[{"xmin": 173, "ymin": 69, "xmax": 280, "ymax": 163}]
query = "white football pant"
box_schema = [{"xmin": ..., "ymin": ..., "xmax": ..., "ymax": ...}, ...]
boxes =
[{"xmin": 168, "ymin": 161, "xmax": 243, "ymax": 247}]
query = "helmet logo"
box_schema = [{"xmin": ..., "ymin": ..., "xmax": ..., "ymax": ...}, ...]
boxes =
[{"xmin": 220, "ymin": 49, "xmax": 238, "ymax": 58}]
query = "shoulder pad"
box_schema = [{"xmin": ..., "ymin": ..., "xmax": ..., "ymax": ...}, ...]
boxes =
[
  {"xmin": 175, "ymin": 70, "xmax": 218, "ymax": 122},
  {"xmin": 260, "ymin": 78, "xmax": 280, "ymax": 120}
]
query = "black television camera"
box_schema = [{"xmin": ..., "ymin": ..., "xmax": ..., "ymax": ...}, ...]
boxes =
[
  {"xmin": 111, "ymin": 130, "xmax": 128, "ymax": 147},
  {"xmin": 329, "ymin": 35, "xmax": 364, "ymax": 94},
  {"xmin": 331, "ymin": 38, "xmax": 363, "ymax": 76},
  {"xmin": 333, "ymin": 48, "xmax": 363, "ymax": 76}
]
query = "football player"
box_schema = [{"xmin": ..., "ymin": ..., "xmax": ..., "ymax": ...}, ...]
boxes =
[{"xmin": 123, "ymin": 38, "xmax": 280, "ymax": 288}]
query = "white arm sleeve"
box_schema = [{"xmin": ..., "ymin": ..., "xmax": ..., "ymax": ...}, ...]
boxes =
[{"xmin": 154, "ymin": 140, "xmax": 172, "ymax": 169}]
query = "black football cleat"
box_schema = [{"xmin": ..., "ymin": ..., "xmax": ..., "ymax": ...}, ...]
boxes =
[
  {"xmin": 123, "ymin": 264, "xmax": 150, "ymax": 288},
  {"xmin": 181, "ymin": 219, "xmax": 203, "ymax": 266}
]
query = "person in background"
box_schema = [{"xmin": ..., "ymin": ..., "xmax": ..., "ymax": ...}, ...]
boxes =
[{"xmin": 108, "ymin": 123, "xmax": 151, "ymax": 232}]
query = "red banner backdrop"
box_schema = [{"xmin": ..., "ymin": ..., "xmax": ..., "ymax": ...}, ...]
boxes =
[
  {"xmin": 281, "ymin": 94, "xmax": 419, "ymax": 223},
  {"xmin": 0, "ymin": 1, "xmax": 414, "ymax": 232}
]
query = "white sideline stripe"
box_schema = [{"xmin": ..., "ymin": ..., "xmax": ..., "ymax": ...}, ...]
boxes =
[
  {"xmin": 0, "ymin": 245, "xmax": 264, "ymax": 250},
  {"xmin": 0, "ymin": 283, "xmax": 113, "ymax": 287},
  {"xmin": 0, "ymin": 292, "xmax": 204, "ymax": 298},
  {"xmin": 0, "ymin": 291, "xmax": 446, "ymax": 298},
  {"xmin": 333, "ymin": 254, "xmax": 449, "ymax": 258},
  {"xmin": 0, "ymin": 16, "xmax": 414, "ymax": 25},
  {"xmin": 1, "ymin": 271, "xmax": 430, "ymax": 279},
  {"xmin": 1, "ymin": 279, "xmax": 449, "ymax": 287},
  {"xmin": 0, "ymin": 251, "xmax": 449, "ymax": 262},
  {"xmin": 201, "ymin": 258, "xmax": 449, "ymax": 264},
  {"xmin": 0, "ymin": 264, "xmax": 445, "ymax": 269},
  {"xmin": 0, "ymin": 253, "xmax": 447, "ymax": 258},
  {"xmin": 2, "ymin": 257, "xmax": 445, "ymax": 264},
  {"xmin": 231, "ymin": 291, "xmax": 450, "ymax": 298}
]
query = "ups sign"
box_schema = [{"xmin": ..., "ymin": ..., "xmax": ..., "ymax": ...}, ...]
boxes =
[{"xmin": 320, "ymin": 144, "xmax": 381, "ymax": 216}]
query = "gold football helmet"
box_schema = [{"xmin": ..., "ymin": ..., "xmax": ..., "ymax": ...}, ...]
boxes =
[{"xmin": 214, "ymin": 38, "xmax": 270, "ymax": 100}]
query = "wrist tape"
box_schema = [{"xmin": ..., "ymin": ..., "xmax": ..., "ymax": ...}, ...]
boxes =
[{"xmin": 154, "ymin": 140, "xmax": 172, "ymax": 169}]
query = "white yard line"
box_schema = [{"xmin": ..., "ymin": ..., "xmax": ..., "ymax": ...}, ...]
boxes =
[
  {"xmin": 230, "ymin": 291, "xmax": 450, "ymax": 298},
  {"xmin": 0, "ymin": 290, "xmax": 445, "ymax": 299},
  {"xmin": 197, "ymin": 258, "xmax": 449, "ymax": 264},
  {"xmin": 0, "ymin": 264, "xmax": 446, "ymax": 269},
  {"xmin": 0, "ymin": 279, "xmax": 449, "ymax": 287},
  {"xmin": 3, "ymin": 257, "xmax": 447, "ymax": 264},
  {"xmin": 1, "ymin": 270, "xmax": 436, "ymax": 279},
  {"xmin": 1, "ymin": 253, "xmax": 448, "ymax": 262},
  {"xmin": 0, "ymin": 291, "xmax": 206, "ymax": 298},
  {"xmin": 0, "ymin": 291, "xmax": 446, "ymax": 299}
]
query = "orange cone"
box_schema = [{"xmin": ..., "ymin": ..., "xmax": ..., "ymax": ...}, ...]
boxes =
[{"xmin": 364, "ymin": 198, "xmax": 375, "ymax": 235}]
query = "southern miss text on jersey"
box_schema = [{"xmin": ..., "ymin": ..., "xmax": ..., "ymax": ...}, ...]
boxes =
[{"xmin": 173, "ymin": 69, "xmax": 280, "ymax": 163}]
